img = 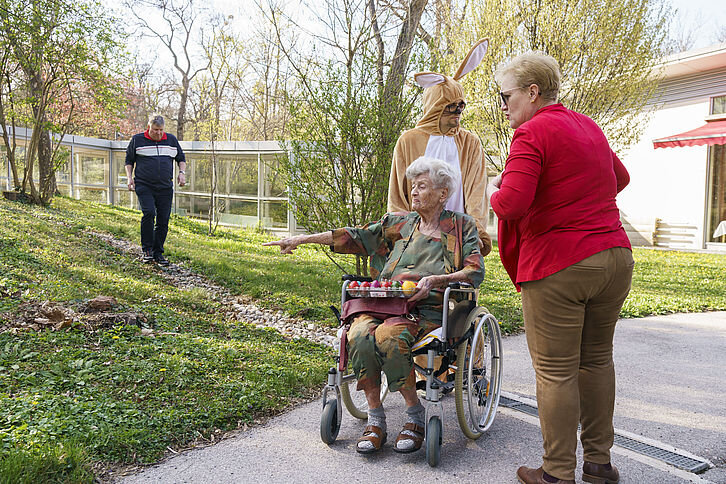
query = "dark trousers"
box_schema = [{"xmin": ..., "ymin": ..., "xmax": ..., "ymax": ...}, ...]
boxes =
[{"xmin": 135, "ymin": 183, "xmax": 173, "ymax": 255}]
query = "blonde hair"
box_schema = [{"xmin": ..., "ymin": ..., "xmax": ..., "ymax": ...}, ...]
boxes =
[{"xmin": 495, "ymin": 51, "xmax": 561, "ymax": 102}]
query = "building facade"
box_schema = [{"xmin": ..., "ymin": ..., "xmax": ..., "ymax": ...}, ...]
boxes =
[{"xmin": 619, "ymin": 44, "xmax": 726, "ymax": 251}]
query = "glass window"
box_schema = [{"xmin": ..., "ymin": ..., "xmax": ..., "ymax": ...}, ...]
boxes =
[
  {"xmin": 0, "ymin": 144, "xmax": 9, "ymax": 179},
  {"xmin": 225, "ymin": 155, "xmax": 258, "ymax": 196},
  {"xmin": 712, "ymin": 95, "xmax": 726, "ymax": 115},
  {"xmin": 178, "ymin": 155, "xmax": 211, "ymax": 194},
  {"xmin": 0, "ymin": 140, "xmax": 25, "ymax": 185},
  {"xmin": 113, "ymin": 151, "xmax": 128, "ymax": 186},
  {"xmin": 114, "ymin": 189, "xmax": 138, "ymax": 209},
  {"xmin": 56, "ymin": 184, "xmax": 72, "ymax": 197},
  {"xmin": 54, "ymin": 146, "xmax": 72, "ymax": 184},
  {"xmin": 261, "ymin": 154, "xmax": 287, "ymax": 197},
  {"xmin": 175, "ymin": 193, "xmax": 210, "ymax": 219},
  {"xmin": 707, "ymin": 144, "xmax": 726, "ymax": 243},
  {"xmin": 75, "ymin": 187, "xmax": 108, "ymax": 203},
  {"xmin": 1, "ymin": 148, "xmax": 8, "ymax": 188},
  {"xmin": 217, "ymin": 198, "xmax": 258, "ymax": 226},
  {"xmin": 75, "ymin": 149, "xmax": 108, "ymax": 185},
  {"xmin": 261, "ymin": 200, "xmax": 288, "ymax": 229}
]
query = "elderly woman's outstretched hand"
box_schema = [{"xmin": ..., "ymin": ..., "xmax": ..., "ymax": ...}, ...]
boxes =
[
  {"xmin": 263, "ymin": 236, "xmax": 300, "ymax": 254},
  {"xmin": 262, "ymin": 232, "xmax": 331, "ymax": 254}
]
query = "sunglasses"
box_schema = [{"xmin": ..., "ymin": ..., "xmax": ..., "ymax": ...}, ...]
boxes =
[
  {"xmin": 443, "ymin": 101, "xmax": 466, "ymax": 114},
  {"xmin": 499, "ymin": 87, "xmax": 523, "ymax": 108}
]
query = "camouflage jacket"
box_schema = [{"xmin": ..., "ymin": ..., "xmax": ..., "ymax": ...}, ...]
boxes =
[{"xmin": 331, "ymin": 210, "xmax": 484, "ymax": 287}]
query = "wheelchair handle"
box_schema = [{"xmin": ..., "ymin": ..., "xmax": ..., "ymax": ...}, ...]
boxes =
[{"xmin": 341, "ymin": 274, "xmax": 373, "ymax": 282}]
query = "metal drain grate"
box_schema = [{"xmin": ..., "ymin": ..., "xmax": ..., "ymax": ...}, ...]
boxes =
[
  {"xmin": 613, "ymin": 433, "xmax": 710, "ymax": 473},
  {"xmin": 500, "ymin": 395, "xmax": 540, "ymax": 417},
  {"xmin": 499, "ymin": 395, "xmax": 710, "ymax": 474}
]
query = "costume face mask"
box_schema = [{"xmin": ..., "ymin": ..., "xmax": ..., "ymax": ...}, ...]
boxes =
[{"xmin": 413, "ymin": 39, "xmax": 490, "ymax": 136}]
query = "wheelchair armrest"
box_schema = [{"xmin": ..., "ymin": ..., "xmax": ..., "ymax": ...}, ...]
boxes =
[
  {"xmin": 448, "ymin": 281, "xmax": 475, "ymax": 290},
  {"xmin": 342, "ymin": 274, "xmax": 373, "ymax": 282}
]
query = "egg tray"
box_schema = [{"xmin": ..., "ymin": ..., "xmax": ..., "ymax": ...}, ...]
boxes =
[{"xmin": 346, "ymin": 287, "xmax": 409, "ymax": 298}]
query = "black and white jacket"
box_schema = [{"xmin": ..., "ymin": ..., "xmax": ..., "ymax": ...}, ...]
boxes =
[{"xmin": 125, "ymin": 130, "xmax": 185, "ymax": 189}]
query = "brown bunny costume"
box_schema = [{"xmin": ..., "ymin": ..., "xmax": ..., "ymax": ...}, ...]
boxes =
[{"xmin": 387, "ymin": 39, "xmax": 492, "ymax": 256}]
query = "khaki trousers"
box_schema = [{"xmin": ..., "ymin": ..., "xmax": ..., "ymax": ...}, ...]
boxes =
[{"xmin": 521, "ymin": 247, "xmax": 634, "ymax": 481}]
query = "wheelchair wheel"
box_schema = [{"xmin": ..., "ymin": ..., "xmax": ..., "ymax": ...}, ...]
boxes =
[
  {"xmin": 320, "ymin": 399, "xmax": 340, "ymax": 444},
  {"xmin": 454, "ymin": 308, "xmax": 503, "ymax": 439},
  {"xmin": 340, "ymin": 369, "xmax": 389, "ymax": 420},
  {"xmin": 425, "ymin": 416, "xmax": 442, "ymax": 467}
]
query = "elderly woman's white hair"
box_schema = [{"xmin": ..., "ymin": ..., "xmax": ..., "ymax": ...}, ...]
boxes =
[{"xmin": 405, "ymin": 156, "xmax": 457, "ymax": 202}]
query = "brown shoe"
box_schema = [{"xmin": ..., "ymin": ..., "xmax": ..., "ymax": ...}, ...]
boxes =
[
  {"xmin": 356, "ymin": 425, "xmax": 386, "ymax": 454},
  {"xmin": 393, "ymin": 422, "xmax": 424, "ymax": 453},
  {"xmin": 516, "ymin": 466, "xmax": 575, "ymax": 484},
  {"xmin": 582, "ymin": 461, "xmax": 619, "ymax": 484}
]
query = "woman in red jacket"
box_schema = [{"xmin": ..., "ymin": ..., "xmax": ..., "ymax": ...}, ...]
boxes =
[{"xmin": 488, "ymin": 52, "xmax": 633, "ymax": 484}]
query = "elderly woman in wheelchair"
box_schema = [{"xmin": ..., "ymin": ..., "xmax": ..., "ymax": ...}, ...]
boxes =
[{"xmin": 264, "ymin": 156, "xmax": 502, "ymax": 465}]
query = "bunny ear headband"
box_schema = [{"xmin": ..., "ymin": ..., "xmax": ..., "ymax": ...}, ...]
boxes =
[{"xmin": 413, "ymin": 38, "xmax": 489, "ymax": 88}]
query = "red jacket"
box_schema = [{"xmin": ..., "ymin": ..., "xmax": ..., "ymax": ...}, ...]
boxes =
[{"xmin": 490, "ymin": 104, "xmax": 631, "ymax": 290}]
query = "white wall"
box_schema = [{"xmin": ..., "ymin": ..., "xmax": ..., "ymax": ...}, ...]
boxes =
[{"xmin": 617, "ymin": 101, "xmax": 710, "ymax": 248}]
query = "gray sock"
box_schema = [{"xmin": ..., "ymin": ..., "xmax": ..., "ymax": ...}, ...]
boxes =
[
  {"xmin": 367, "ymin": 405, "xmax": 386, "ymax": 431},
  {"xmin": 406, "ymin": 401, "xmax": 425, "ymax": 427},
  {"xmin": 396, "ymin": 401, "xmax": 425, "ymax": 451},
  {"xmin": 358, "ymin": 406, "xmax": 386, "ymax": 451}
]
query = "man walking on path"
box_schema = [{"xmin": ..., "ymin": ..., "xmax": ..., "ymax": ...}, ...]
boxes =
[{"xmin": 125, "ymin": 115, "xmax": 186, "ymax": 265}]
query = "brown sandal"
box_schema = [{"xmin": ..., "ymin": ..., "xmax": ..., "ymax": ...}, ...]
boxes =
[
  {"xmin": 393, "ymin": 422, "xmax": 424, "ymax": 453},
  {"xmin": 356, "ymin": 425, "xmax": 387, "ymax": 454}
]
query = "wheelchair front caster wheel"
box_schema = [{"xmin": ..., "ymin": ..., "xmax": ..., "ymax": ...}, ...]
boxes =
[
  {"xmin": 425, "ymin": 416, "xmax": 442, "ymax": 467},
  {"xmin": 320, "ymin": 399, "xmax": 340, "ymax": 444}
]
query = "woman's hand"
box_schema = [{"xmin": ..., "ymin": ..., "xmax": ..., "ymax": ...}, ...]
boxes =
[
  {"xmin": 263, "ymin": 236, "xmax": 301, "ymax": 254},
  {"xmin": 486, "ymin": 173, "xmax": 502, "ymax": 201},
  {"xmin": 408, "ymin": 275, "xmax": 443, "ymax": 303}
]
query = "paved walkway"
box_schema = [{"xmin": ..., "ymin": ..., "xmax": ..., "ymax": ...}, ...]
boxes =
[{"xmin": 120, "ymin": 312, "xmax": 726, "ymax": 484}]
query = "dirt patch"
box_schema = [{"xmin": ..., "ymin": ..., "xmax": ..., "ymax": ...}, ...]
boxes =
[{"xmin": 0, "ymin": 297, "xmax": 147, "ymax": 334}]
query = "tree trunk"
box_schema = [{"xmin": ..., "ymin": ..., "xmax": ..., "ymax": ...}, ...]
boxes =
[
  {"xmin": 0, "ymin": 72, "xmax": 20, "ymax": 189},
  {"xmin": 24, "ymin": 69, "xmax": 56, "ymax": 204},
  {"xmin": 22, "ymin": 115, "xmax": 40, "ymax": 200},
  {"xmin": 37, "ymin": 127, "xmax": 55, "ymax": 205},
  {"xmin": 177, "ymin": 77, "xmax": 189, "ymax": 140},
  {"xmin": 382, "ymin": 0, "xmax": 428, "ymax": 105},
  {"xmin": 367, "ymin": 0, "xmax": 385, "ymax": 90},
  {"xmin": 0, "ymin": 120, "xmax": 19, "ymax": 190}
]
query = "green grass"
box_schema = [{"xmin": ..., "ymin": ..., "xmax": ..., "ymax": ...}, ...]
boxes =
[
  {"xmin": 0, "ymin": 197, "xmax": 331, "ymax": 482},
  {"xmin": 624, "ymin": 248, "xmax": 726, "ymax": 316},
  {"xmin": 0, "ymin": 440, "xmax": 93, "ymax": 484},
  {"xmin": 1, "ymin": 195, "xmax": 725, "ymax": 482}
]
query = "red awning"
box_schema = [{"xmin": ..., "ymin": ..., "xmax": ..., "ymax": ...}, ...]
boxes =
[{"xmin": 653, "ymin": 119, "xmax": 726, "ymax": 149}]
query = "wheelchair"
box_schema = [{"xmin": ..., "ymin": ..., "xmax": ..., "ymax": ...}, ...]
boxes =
[{"xmin": 320, "ymin": 275, "xmax": 503, "ymax": 467}]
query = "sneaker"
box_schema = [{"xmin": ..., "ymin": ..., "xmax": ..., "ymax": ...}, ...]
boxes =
[
  {"xmin": 154, "ymin": 253, "xmax": 170, "ymax": 266},
  {"xmin": 142, "ymin": 250, "xmax": 154, "ymax": 263}
]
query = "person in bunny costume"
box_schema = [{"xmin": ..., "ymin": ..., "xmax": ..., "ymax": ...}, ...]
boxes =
[{"xmin": 388, "ymin": 39, "xmax": 492, "ymax": 257}]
